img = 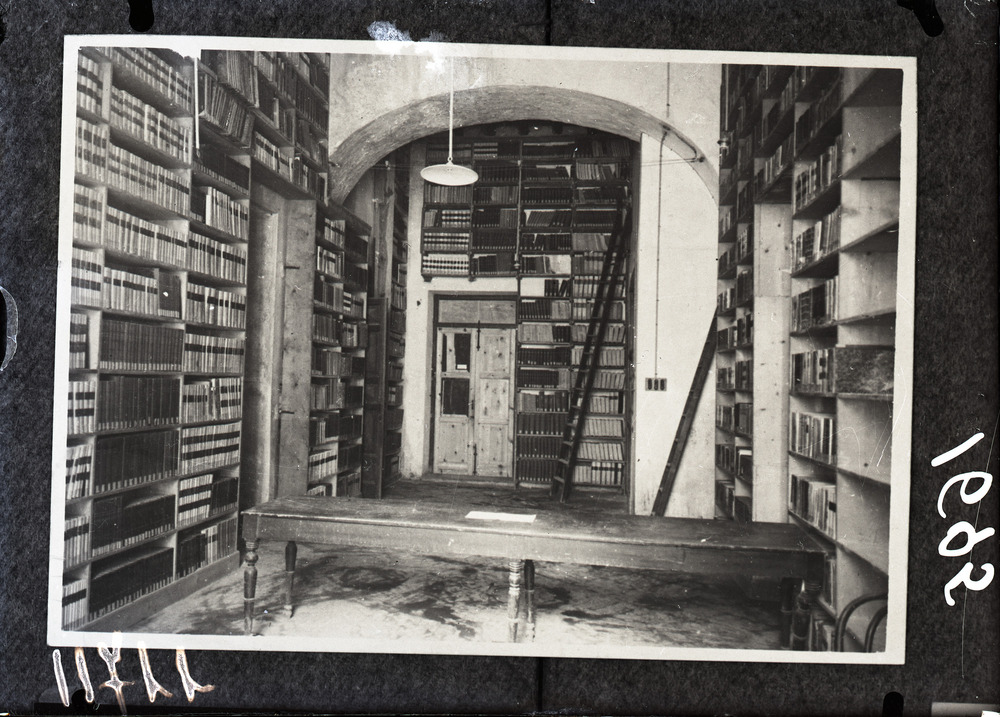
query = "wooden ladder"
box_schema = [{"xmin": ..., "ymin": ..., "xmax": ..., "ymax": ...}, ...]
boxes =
[
  {"xmin": 551, "ymin": 205, "xmax": 631, "ymax": 503},
  {"xmin": 650, "ymin": 312, "xmax": 718, "ymax": 516}
]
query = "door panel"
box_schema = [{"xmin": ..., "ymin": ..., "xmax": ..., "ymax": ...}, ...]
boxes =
[{"xmin": 433, "ymin": 324, "xmax": 515, "ymax": 478}]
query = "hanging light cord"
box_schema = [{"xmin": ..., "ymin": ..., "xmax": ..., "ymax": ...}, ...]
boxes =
[
  {"xmin": 653, "ymin": 128, "xmax": 667, "ymax": 378},
  {"xmin": 448, "ymin": 58, "xmax": 455, "ymax": 164}
]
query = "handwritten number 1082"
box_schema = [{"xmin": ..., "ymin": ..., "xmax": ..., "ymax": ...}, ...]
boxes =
[{"xmin": 933, "ymin": 432, "xmax": 995, "ymax": 606}]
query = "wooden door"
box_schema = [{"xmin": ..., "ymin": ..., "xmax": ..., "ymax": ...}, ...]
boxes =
[{"xmin": 432, "ymin": 326, "xmax": 514, "ymax": 477}]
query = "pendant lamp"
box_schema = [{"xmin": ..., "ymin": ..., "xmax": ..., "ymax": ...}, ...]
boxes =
[{"xmin": 420, "ymin": 58, "xmax": 478, "ymax": 186}]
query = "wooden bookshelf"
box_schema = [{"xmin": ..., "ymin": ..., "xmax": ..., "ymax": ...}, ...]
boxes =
[
  {"xmin": 716, "ymin": 64, "xmax": 902, "ymax": 650},
  {"xmin": 64, "ymin": 47, "xmax": 245, "ymax": 631},
  {"xmin": 417, "ymin": 126, "xmax": 633, "ymax": 491}
]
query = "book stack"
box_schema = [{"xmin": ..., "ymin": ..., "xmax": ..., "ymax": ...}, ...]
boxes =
[
  {"xmin": 109, "ymin": 86, "xmax": 192, "ymax": 162},
  {"xmin": 788, "ymin": 474, "xmax": 837, "ymax": 539},
  {"xmin": 184, "ymin": 283, "xmax": 246, "ymax": 328},
  {"xmin": 71, "ymin": 248, "xmax": 103, "ymax": 307},
  {"xmin": 182, "ymin": 332, "xmax": 245, "ymax": 373},
  {"xmin": 181, "ymin": 377, "xmax": 242, "ymax": 423},
  {"xmin": 73, "ymin": 184, "xmax": 105, "ymax": 245},
  {"xmin": 93, "ymin": 430, "xmax": 179, "ymax": 493},
  {"xmin": 97, "ymin": 375, "xmax": 180, "ymax": 430},
  {"xmin": 65, "ymin": 443, "xmax": 94, "ymax": 500},
  {"xmin": 105, "ymin": 47, "xmax": 192, "ymax": 110},
  {"xmin": 68, "ymin": 379, "xmax": 97, "ymax": 435},
  {"xmin": 188, "ymin": 230, "xmax": 248, "ymax": 283},
  {"xmin": 77, "ymin": 53, "xmax": 104, "ymax": 115},
  {"xmin": 100, "ymin": 320, "xmax": 184, "ymax": 371},
  {"xmin": 76, "ymin": 116, "xmax": 109, "ymax": 182},
  {"xmin": 176, "ymin": 516, "xmax": 238, "ymax": 578},
  {"xmin": 64, "ymin": 515, "xmax": 91, "ymax": 567},
  {"xmin": 519, "ymin": 298, "xmax": 572, "ymax": 320},
  {"xmin": 178, "ymin": 473, "xmax": 214, "ymax": 525},
  {"xmin": 106, "ymin": 144, "xmax": 191, "ymax": 215},
  {"xmin": 179, "ymin": 422, "xmax": 241, "ymax": 473},
  {"xmin": 789, "ymin": 411, "xmax": 837, "ymax": 463}
]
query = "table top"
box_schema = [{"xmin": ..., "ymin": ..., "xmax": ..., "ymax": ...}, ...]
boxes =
[{"xmin": 244, "ymin": 495, "xmax": 824, "ymax": 558}]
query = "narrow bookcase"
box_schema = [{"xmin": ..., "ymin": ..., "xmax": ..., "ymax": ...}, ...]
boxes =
[
  {"xmin": 66, "ymin": 47, "xmax": 243, "ymax": 631},
  {"xmin": 385, "ymin": 151, "xmax": 409, "ymax": 487},
  {"xmin": 715, "ymin": 64, "xmax": 902, "ymax": 650},
  {"xmin": 418, "ymin": 126, "xmax": 634, "ymax": 490}
]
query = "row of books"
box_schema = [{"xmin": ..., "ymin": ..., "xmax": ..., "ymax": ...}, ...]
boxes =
[
  {"xmin": 177, "ymin": 515, "xmax": 239, "ymax": 578},
  {"xmin": 422, "ymin": 231, "xmax": 471, "ymax": 252},
  {"xmin": 793, "ymin": 135, "xmax": 842, "ymax": 212},
  {"xmin": 310, "ymin": 379, "xmax": 346, "ymax": 411},
  {"xmin": 515, "ymin": 458, "xmax": 560, "ymax": 483},
  {"xmin": 755, "ymin": 125, "xmax": 795, "ymax": 195},
  {"xmin": 571, "ymin": 254, "xmax": 609, "ymax": 276},
  {"xmin": 97, "ymin": 375, "xmax": 180, "ymax": 431},
  {"xmin": 64, "ymin": 515, "xmax": 92, "ymax": 567},
  {"xmin": 423, "ymin": 208, "xmax": 472, "ymax": 227},
  {"xmin": 571, "ymin": 461, "xmax": 624, "ymax": 486},
  {"xmin": 467, "ymin": 252, "xmax": 515, "ymax": 275},
  {"xmin": 182, "ymin": 377, "xmax": 242, "ymax": 423},
  {"xmin": 570, "ymin": 345, "xmax": 625, "ymax": 367},
  {"xmin": 312, "ymin": 347, "xmax": 357, "ymax": 377},
  {"xmin": 577, "ymin": 441, "xmax": 624, "ymax": 461},
  {"xmin": 517, "ymin": 346, "xmax": 572, "ymax": 366},
  {"xmin": 77, "ymin": 53, "xmax": 104, "ymax": 117},
  {"xmin": 571, "ymin": 322, "xmax": 625, "ymax": 345},
  {"xmin": 518, "ymin": 436, "xmax": 562, "ymax": 458},
  {"xmin": 188, "ymin": 229, "xmax": 248, "ymax": 284},
  {"xmin": 791, "ymin": 277, "xmax": 838, "ymax": 332},
  {"xmin": 581, "ymin": 368, "xmax": 627, "ymax": 390},
  {"xmin": 735, "ymin": 359, "xmax": 753, "ymax": 391},
  {"xmin": 308, "ymin": 446, "xmax": 339, "ymax": 482},
  {"xmin": 191, "ymin": 186, "xmax": 249, "ymax": 239},
  {"xmin": 88, "ymin": 545, "xmax": 174, "ymax": 620},
  {"xmin": 791, "ymin": 345, "xmax": 894, "ymax": 396},
  {"xmin": 719, "ymin": 203, "xmax": 735, "ymax": 237},
  {"xmin": 788, "ymin": 474, "xmax": 837, "ymax": 539},
  {"xmin": 106, "ymin": 141, "xmax": 191, "ymax": 216},
  {"xmin": 715, "ymin": 480, "xmax": 736, "ymax": 518},
  {"xmin": 519, "ymin": 298, "xmax": 571, "ymax": 321},
  {"xmin": 341, "ymin": 321, "xmax": 364, "ymax": 348},
  {"xmin": 312, "ymin": 313, "xmax": 344, "ymax": 344},
  {"xmin": 517, "ymin": 367, "xmax": 572, "ymax": 389},
  {"xmin": 92, "ymin": 429, "xmax": 180, "ymax": 493},
  {"xmin": 571, "ymin": 299, "xmax": 625, "ymax": 322},
  {"xmin": 792, "ymin": 206, "xmax": 842, "ymax": 269},
  {"xmin": 316, "ymin": 245, "xmax": 344, "ymax": 279},
  {"xmin": 736, "ymin": 268, "xmax": 754, "ymax": 304},
  {"xmin": 573, "ymin": 275, "xmax": 625, "ymax": 299},
  {"xmin": 424, "ymin": 184, "xmax": 473, "ymax": 205},
  {"xmin": 62, "ymin": 577, "xmax": 90, "ymax": 629},
  {"xmin": 198, "ymin": 66, "xmax": 255, "ymax": 147},
  {"xmin": 789, "ymin": 411, "xmax": 837, "ymax": 463},
  {"xmin": 319, "ymin": 216, "xmax": 346, "ymax": 249},
  {"xmin": 110, "ymin": 85, "xmax": 191, "ymax": 163},
  {"xmin": 474, "ymin": 185, "xmax": 519, "ymax": 204},
  {"xmin": 185, "ymin": 282, "xmax": 246, "ymax": 329},
  {"xmin": 100, "ymin": 321, "xmax": 244, "ymax": 373},
  {"xmin": 65, "ymin": 442, "xmax": 95, "ymax": 501},
  {"xmin": 477, "ymin": 164, "xmax": 520, "ymax": 183},
  {"xmin": 523, "ymin": 207, "xmax": 620, "ymax": 229},
  {"xmin": 523, "ymin": 164, "xmax": 571, "ymax": 182},
  {"xmin": 105, "ymin": 47, "xmax": 193, "ymax": 111},
  {"xmin": 575, "ymin": 161, "xmax": 628, "ymax": 181},
  {"xmin": 251, "ymin": 132, "xmax": 327, "ymax": 199},
  {"xmin": 309, "ymin": 412, "xmax": 339, "ymax": 445},
  {"xmin": 92, "ymin": 493, "xmax": 176, "ymax": 555},
  {"xmin": 518, "ymin": 322, "xmax": 571, "ymax": 344},
  {"xmin": 581, "ymin": 416, "xmax": 625, "ymax": 438},
  {"xmin": 736, "ymin": 223, "xmax": 753, "ymax": 262},
  {"xmin": 104, "ymin": 265, "xmax": 182, "ymax": 318},
  {"xmin": 343, "ymin": 264, "xmax": 368, "ymax": 289},
  {"xmin": 736, "ymin": 183, "xmax": 754, "ymax": 219},
  {"xmin": 795, "ymin": 75, "xmax": 843, "ymax": 153},
  {"xmin": 522, "ymin": 186, "xmax": 573, "ymax": 205},
  {"xmin": 421, "ymin": 253, "xmax": 470, "ymax": 275},
  {"xmin": 179, "ymin": 422, "xmax": 241, "ymax": 473},
  {"xmin": 387, "ymin": 333, "xmax": 405, "ymax": 359},
  {"xmin": 178, "ymin": 473, "xmax": 238, "ymax": 525},
  {"xmin": 68, "ymin": 379, "xmax": 97, "ymax": 435},
  {"xmin": 516, "ymin": 390, "xmax": 569, "ymax": 413},
  {"xmin": 521, "ymin": 254, "xmax": 571, "ymax": 275},
  {"xmin": 254, "ymin": 52, "xmax": 329, "ymax": 127},
  {"xmin": 717, "ymin": 402, "xmax": 753, "ymax": 435},
  {"xmin": 516, "ymin": 412, "xmax": 566, "ymax": 436},
  {"xmin": 474, "ymin": 206, "xmax": 519, "ymax": 228},
  {"xmin": 588, "ymin": 389, "xmax": 625, "ymax": 414}
]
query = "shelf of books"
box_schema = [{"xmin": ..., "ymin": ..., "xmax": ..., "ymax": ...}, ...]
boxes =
[
  {"xmin": 65, "ymin": 47, "xmax": 244, "ymax": 631},
  {"xmin": 308, "ymin": 204, "xmax": 370, "ymax": 498},
  {"xmin": 717, "ymin": 64, "xmax": 902, "ymax": 650}
]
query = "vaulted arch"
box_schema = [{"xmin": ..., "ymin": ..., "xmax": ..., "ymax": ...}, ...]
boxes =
[{"xmin": 327, "ymin": 85, "xmax": 717, "ymax": 203}]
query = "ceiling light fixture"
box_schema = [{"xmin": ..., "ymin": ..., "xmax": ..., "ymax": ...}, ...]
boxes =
[{"xmin": 420, "ymin": 57, "xmax": 478, "ymax": 186}]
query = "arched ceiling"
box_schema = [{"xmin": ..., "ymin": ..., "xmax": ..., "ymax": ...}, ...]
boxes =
[{"xmin": 328, "ymin": 85, "xmax": 717, "ymax": 203}]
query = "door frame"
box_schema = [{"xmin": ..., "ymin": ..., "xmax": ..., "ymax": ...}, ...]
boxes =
[{"xmin": 428, "ymin": 292, "xmax": 518, "ymax": 476}]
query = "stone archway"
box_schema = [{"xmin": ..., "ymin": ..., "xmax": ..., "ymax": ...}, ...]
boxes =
[{"xmin": 327, "ymin": 85, "xmax": 717, "ymax": 203}]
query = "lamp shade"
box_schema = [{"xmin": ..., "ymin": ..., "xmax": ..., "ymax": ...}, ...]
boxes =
[{"xmin": 420, "ymin": 160, "xmax": 479, "ymax": 186}]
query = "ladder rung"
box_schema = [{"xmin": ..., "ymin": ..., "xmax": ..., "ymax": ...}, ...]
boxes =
[
  {"xmin": 558, "ymin": 457, "xmax": 571, "ymax": 465},
  {"xmin": 552, "ymin": 475, "xmax": 566, "ymax": 483}
]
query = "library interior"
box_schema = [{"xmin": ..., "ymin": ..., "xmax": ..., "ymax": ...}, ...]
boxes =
[{"xmin": 61, "ymin": 45, "xmax": 906, "ymax": 654}]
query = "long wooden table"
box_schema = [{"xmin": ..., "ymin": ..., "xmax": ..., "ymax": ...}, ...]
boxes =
[{"xmin": 241, "ymin": 496, "xmax": 825, "ymax": 646}]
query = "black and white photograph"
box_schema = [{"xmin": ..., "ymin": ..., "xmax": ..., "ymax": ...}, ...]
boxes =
[{"xmin": 45, "ymin": 36, "xmax": 917, "ymax": 664}]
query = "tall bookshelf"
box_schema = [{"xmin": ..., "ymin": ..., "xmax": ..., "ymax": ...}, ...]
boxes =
[
  {"xmin": 385, "ymin": 153, "xmax": 409, "ymax": 487},
  {"xmin": 66, "ymin": 47, "xmax": 243, "ymax": 631},
  {"xmin": 716, "ymin": 64, "xmax": 902, "ymax": 651},
  {"xmin": 418, "ymin": 126, "xmax": 633, "ymax": 491}
]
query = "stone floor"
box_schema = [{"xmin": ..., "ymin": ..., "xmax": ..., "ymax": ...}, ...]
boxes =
[{"xmin": 131, "ymin": 478, "xmax": 783, "ymax": 650}]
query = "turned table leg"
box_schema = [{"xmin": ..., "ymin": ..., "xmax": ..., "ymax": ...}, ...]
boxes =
[
  {"xmin": 779, "ymin": 577, "xmax": 798, "ymax": 649},
  {"xmin": 524, "ymin": 560, "xmax": 536, "ymax": 642},
  {"xmin": 243, "ymin": 539, "xmax": 259, "ymax": 636},
  {"xmin": 284, "ymin": 541, "xmax": 297, "ymax": 617},
  {"xmin": 507, "ymin": 558, "xmax": 524, "ymax": 642}
]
